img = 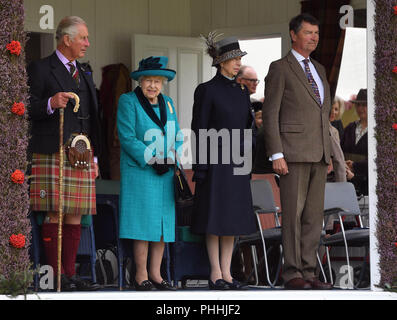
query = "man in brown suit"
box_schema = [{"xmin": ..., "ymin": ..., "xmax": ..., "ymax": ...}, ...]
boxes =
[{"xmin": 262, "ymin": 13, "xmax": 333, "ymax": 290}]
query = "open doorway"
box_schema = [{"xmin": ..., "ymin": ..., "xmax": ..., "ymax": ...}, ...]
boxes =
[
  {"xmin": 334, "ymin": 26, "xmax": 369, "ymax": 218},
  {"xmin": 334, "ymin": 27, "xmax": 367, "ymax": 129},
  {"xmin": 239, "ymin": 37, "xmax": 282, "ymax": 101},
  {"xmin": 25, "ymin": 32, "xmax": 54, "ymax": 65}
]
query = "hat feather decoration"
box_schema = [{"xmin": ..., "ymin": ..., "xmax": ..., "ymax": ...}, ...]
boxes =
[{"xmin": 200, "ymin": 31, "xmax": 223, "ymax": 59}]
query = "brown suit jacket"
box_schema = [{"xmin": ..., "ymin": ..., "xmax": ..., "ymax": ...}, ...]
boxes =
[
  {"xmin": 262, "ymin": 51, "xmax": 331, "ymax": 164},
  {"xmin": 329, "ymin": 124, "xmax": 347, "ymax": 182}
]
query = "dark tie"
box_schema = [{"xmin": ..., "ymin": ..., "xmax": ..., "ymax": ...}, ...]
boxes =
[
  {"xmin": 67, "ymin": 61, "xmax": 80, "ymax": 86},
  {"xmin": 303, "ymin": 59, "xmax": 321, "ymax": 105}
]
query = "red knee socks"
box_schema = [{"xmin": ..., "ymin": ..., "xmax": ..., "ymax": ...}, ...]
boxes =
[
  {"xmin": 41, "ymin": 223, "xmax": 81, "ymax": 277},
  {"xmin": 41, "ymin": 223, "xmax": 64, "ymax": 276},
  {"xmin": 62, "ymin": 224, "xmax": 81, "ymax": 277}
]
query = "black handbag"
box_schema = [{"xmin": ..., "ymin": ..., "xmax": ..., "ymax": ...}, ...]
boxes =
[{"xmin": 174, "ymin": 164, "xmax": 194, "ymax": 226}]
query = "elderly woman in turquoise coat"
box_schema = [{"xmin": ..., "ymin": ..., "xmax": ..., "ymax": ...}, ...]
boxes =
[{"xmin": 117, "ymin": 56, "xmax": 183, "ymax": 291}]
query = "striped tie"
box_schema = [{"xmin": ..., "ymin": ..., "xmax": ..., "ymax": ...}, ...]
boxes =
[
  {"xmin": 67, "ymin": 61, "xmax": 80, "ymax": 86},
  {"xmin": 303, "ymin": 59, "xmax": 321, "ymax": 105}
]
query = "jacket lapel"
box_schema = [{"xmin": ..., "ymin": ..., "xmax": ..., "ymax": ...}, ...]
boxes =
[
  {"xmin": 78, "ymin": 62, "xmax": 99, "ymax": 110},
  {"xmin": 287, "ymin": 51, "xmax": 322, "ymax": 107},
  {"xmin": 50, "ymin": 52, "xmax": 74, "ymax": 92}
]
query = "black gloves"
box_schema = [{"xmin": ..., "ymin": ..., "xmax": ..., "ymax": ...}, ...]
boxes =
[
  {"xmin": 151, "ymin": 162, "xmax": 170, "ymax": 175},
  {"xmin": 149, "ymin": 157, "xmax": 174, "ymax": 175},
  {"xmin": 192, "ymin": 170, "xmax": 207, "ymax": 184}
]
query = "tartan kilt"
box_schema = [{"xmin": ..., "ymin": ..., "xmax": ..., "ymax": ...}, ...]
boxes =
[{"xmin": 30, "ymin": 151, "xmax": 96, "ymax": 215}]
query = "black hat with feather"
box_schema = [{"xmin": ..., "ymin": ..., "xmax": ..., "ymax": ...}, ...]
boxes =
[{"xmin": 202, "ymin": 32, "xmax": 247, "ymax": 66}]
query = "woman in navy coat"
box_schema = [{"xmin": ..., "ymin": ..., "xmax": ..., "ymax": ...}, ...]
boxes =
[{"xmin": 191, "ymin": 35, "xmax": 257, "ymax": 290}]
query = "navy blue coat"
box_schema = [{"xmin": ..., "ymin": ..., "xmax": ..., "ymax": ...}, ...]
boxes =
[{"xmin": 191, "ymin": 72, "xmax": 257, "ymax": 236}]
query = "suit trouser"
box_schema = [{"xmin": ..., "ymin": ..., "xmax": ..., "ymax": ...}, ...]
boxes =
[{"xmin": 279, "ymin": 161, "xmax": 327, "ymax": 283}]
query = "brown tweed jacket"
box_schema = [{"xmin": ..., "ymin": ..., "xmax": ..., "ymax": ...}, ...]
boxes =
[{"xmin": 262, "ymin": 51, "xmax": 331, "ymax": 164}]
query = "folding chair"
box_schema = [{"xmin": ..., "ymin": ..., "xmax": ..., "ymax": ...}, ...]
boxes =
[
  {"xmin": 234, "ymin": 178, "xmax": 282, "ymax": 288},
  {"xmin": 320, "ymin": 182, "xmax": 370, "ymax": 289}
]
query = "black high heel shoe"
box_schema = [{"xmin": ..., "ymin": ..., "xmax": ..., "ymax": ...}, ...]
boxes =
[
  {"xmin": 151, "ymin": 279, "xmax": 177, "ymax": 291},
  {"xmin": 133, "ymin": 279, "xmax": 155, "ymax": 291},
  {"xmin": 208, "ymin": 279, "xmax": 231, "ymax": 290},
  {"xmin": 225, "ymin": 279, "xmax": 249, "ymax": 290}
]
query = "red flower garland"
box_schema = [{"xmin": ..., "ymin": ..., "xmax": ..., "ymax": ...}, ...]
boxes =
[
  {"xmin": 393, "ymin": 123, "xmax": 397, "ymax": 131},
  {"xmin": 394, "ymin": 6, "xmax": 397, "ymax": 15},
  {"xmin": 393, "ymin": 66, "xmax": 397, "ymax": 74},
  {"xmin": 6, "ymin": 40, "xmax": 21, "ymax": 56},
  {"xmin": 9, "ymin": 234, "xmax": 26, "ymax": 249},
  {"xmin": 11, "ymin": 170, "xmax": 24, "ymax": 184},
  {"xmin": 11, "ymin": 102, "xmax": 25, "ymax": 116}
]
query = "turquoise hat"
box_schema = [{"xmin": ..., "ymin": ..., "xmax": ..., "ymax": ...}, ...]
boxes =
[{"xmin": 130, "ymin": 56, "xmax": 176, "ymax": 81}]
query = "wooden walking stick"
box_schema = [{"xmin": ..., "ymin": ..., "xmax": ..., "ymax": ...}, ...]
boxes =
[
  {"xmin": 57, "ymin": 106, "xmax": 64, "ymax": 292},
  {"xmin": 57, "ymin": 93, "xmax": 80, "ymax": 292}
]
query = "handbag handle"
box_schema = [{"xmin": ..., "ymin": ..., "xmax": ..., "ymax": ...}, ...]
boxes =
[
  {"xmin": 175, "ymin": 169, "xmax": 184, "ymax": 191},
  {"xmin": 173, "ymin": 148, "xmax": 188, "ymax": 187}
]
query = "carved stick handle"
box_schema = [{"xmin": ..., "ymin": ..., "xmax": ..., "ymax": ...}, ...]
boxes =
[{"xmin": 67, "ymin": 92, "xmax": 80, "ymax": 113}]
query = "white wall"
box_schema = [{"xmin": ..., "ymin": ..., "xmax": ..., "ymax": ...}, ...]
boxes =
[
  {"xmin": 24, "ymin": 0, "xmax": 192, "ymax": 85},
  {"xmin": 24, "ymin": 0, "xmax": 367, "ymax": 87},
  {"xmin": 190, "ymin": 0, "xmax": 300, "ymax": 56},
  {"xmin": 24, "ymin": 0, "xmax": 303, "ymax": 86},
  {"xmin": 190, "ymin": 0, "xmax": 301, "ymax": 34}
]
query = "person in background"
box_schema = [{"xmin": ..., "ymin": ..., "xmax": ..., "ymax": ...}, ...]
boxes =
[
  {"xmin": 341, "ymin": 94, "xmax": 359, "ymax": 128},
  {"xmin": 325, "ymin": 106, "xmax": 355, "ymax": 234},
  {"xmin": 330, "ymin": 96, "xmax": 345, "ymax": 143},
  {"xmin": 328, "ymin": 96, "xmax": 354, "ymax": 183},
  {"xmin": 236, "ymin": 65, "xmax": 260, "ymax": 96},
  {"xmin": 252, "ymin": 100, "xmax": 263, "ymax": 129},
  {"xmin": 27, "ymin": 16, "xmax": 101, "ymax": 291},
  {"xmin": 236, "ymin": 66, "xmax": 271, "ymax": 173},
  {"xmin": 252, "ymin": 100, "xmax": 273, "ymax": 174},
  {"xmin": 117, "ymin": 56, "xmax": 183, "ymax": 291},
  {"xmin": 341, "ymin": 89, "xmax": 368, "ymax": 196},
  {"xmin": 191, "ymin": 34, "xmax": 257, "ymax": 290},
  {"xmin": 329, "ymin": 119, "xmax": 354, "ymax": 183}
]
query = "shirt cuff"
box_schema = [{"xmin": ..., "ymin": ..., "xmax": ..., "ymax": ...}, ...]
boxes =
[
  {"xmin": 93, "ymin": 157, "xmax": 98, "ymax": 164},
  {"xmin": 47, "ymin": 98, "xmax": 54, "ymax": 115},
  {"xmin": 269, "ymin": 153, "xmax": 284, "ymax": 161}
]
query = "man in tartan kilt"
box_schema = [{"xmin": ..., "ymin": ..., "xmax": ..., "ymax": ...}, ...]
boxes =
[{"xmin": 27, "ymin": 16, "xmax": 101, "ymax": 291}]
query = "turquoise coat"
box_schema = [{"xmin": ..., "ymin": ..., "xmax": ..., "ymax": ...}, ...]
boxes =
[{"xmin": 117, "ymin": 90, "xmax": 183, "ymax": 242}]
